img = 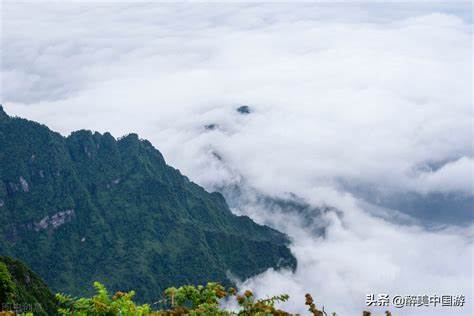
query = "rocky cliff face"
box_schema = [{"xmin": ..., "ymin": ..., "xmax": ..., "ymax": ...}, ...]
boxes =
[{"xmin": 0, "ymin": 105, "xmax": 296, "ymax": 301}]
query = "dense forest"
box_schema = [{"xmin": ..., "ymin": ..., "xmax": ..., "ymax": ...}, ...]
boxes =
[
  {"xmin": 1, "ymin": 255, "xmax": 390, "ymax": 316},
  {"xmin": 0, "ymin": 105, "xmax": 295, "ymax": 302}
]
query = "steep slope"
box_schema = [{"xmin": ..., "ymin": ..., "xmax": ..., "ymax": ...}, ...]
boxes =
[
  {"xmin": 0, "ymin": 105, "xmax": 296, "ymax": 302},
  {"xmin": 0, "ymin": 256, "xmax": 57, "ymax": 315}
]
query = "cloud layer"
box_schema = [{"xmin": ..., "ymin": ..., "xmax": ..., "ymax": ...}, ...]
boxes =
[{"xmin": 2, "ymin": 2, "xmax": 472, "ymax": 315}]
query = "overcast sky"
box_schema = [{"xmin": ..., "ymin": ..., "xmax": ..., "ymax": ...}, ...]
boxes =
[{"xmin": 1, "ymin": 1, "xmax": 473, "ymax": 315}]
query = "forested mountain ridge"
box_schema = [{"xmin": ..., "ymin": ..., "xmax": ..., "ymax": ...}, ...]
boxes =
[
  {"xmin": 0, "ymin": 105, "xmax": 296, "ymax": 302},
  {"xmin": 0, "ymin": 255, "xmax": 57, "ymax": 315}
]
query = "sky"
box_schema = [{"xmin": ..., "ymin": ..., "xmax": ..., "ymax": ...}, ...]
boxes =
[{"xmin": 1, "ymin": 1, "xmax": 473, "ymax": 315}]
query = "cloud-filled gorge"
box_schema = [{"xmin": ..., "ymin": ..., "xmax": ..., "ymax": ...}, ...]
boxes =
[{"xmin": 1, "ymin": 2, "xmax": 472, "ymax": 315}]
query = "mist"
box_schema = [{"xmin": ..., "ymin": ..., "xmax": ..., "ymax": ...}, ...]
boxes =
[{"xmin": 1, "ymin": 2, "xmax": 472, "ymax": 315}]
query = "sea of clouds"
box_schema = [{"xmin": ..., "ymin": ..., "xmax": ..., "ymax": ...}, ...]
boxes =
[{"xmin": 1, "ymin": 1, "xmax": 472, "ymax": 315}]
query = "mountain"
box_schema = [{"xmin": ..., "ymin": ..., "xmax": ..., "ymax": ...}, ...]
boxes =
[
  {"xmin": 0, "ymin": 105, "xmax": 296, "ymax": 302},
  {"xmin": 0, "ymin": 256, "xmax": 57, "ymax": 315}
]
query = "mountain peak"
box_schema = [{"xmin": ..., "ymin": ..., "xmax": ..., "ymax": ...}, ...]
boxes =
[
  {"xmin": 0, "ymin": 112, "xmax": 295, "ymax": 301},
  {"xmin": 0, "ymin": 105, "xmax": 8, "ymax": 120},
  {"xmin": 236, "ymin": 105, "xmax": 251, "ymax": 115}
]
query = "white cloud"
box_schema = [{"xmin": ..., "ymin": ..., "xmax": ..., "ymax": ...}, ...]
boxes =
[
  {"xmin": 413, "ymin": 157, "xmax": 474, "ymax": 194},
  {"xmin": 233, "ymin": 187, "xmax": 473, "ymax": 315},
  {"xmin": 1, "ymin": 2, "xmax": 472, "ymax": 315}
]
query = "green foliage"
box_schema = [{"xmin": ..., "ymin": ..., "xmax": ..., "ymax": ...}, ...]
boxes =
[
  {"xmin": 233, "ymin": 290, "xmax": 290, "ymax": 316},
  {"xmin": 0, "ymin": 107, "xmax": 296, "ymax": 302},
  {"xmin": 164, "ymin": 283, "xmax": 224, "ymax": 309},
  {"xmin": 0, "ymin": 255, "xmax": 389, "ymax": 316},
  {"xmin": 54, "ymin": 281, "xmax": 391, "ymax": 316},
  {"xmin": 56, "ymin": 281, "xmax": 293, "ymax": 316},
  {"xmin": 0, "ymin": 256, "xmax": 57, "ymax": 315},
  {"xmin": 0, "ymin": 261, "xmax": 16, "ymax": 304},
  {"xmin": 56, "ymin": 282, "xmax": 151, "ymax": 316}
]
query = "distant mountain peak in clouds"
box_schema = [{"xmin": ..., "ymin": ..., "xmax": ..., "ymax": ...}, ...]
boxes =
[{"xmin": 236, "ymin": 105, "xmax": 251, "ymax": 115}]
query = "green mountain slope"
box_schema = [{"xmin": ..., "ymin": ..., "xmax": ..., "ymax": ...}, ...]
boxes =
[
  {"xmin": 0, "ymin": 105, "xmax": 296, "ymax": 302},
  {"xmin": 0, "ymin": 255, "xmax": 57, "ymax": 315}
]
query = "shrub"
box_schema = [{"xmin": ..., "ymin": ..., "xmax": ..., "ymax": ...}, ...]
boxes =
[{"xmin": 53, "ymin": 282, "xmax": 390, "ymax": 316}]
